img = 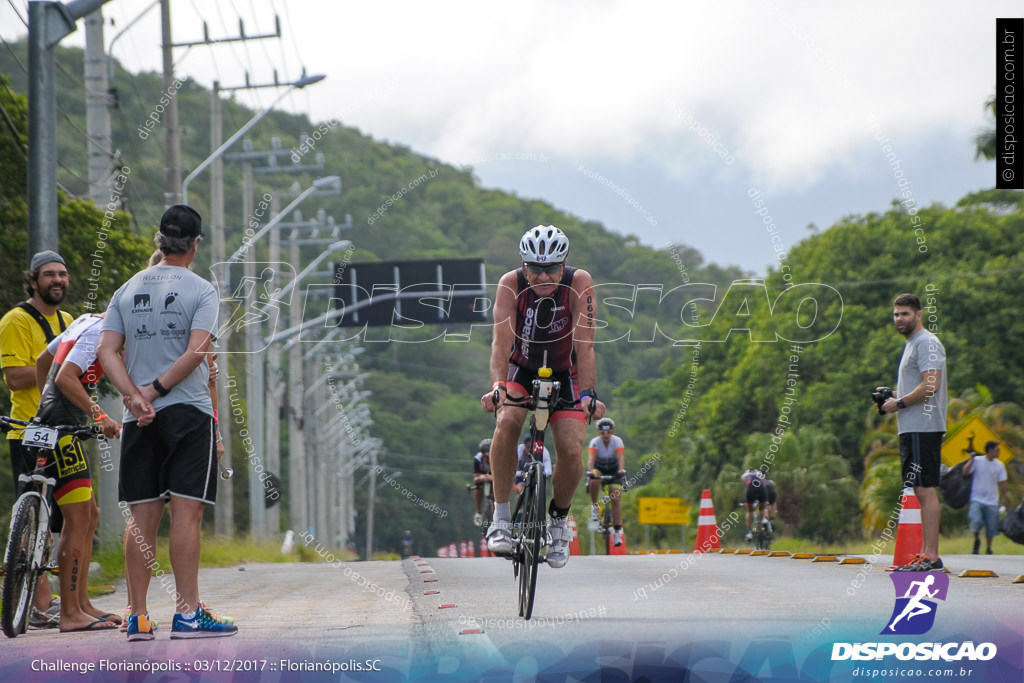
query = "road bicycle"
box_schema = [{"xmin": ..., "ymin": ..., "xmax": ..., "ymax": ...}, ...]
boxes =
[
  {"xmin": 0, "ymin": 416, "xmax": 101, "ymax": 638},
  {"xmin": 495, "ymin": 354, "xmax": 593, "ymax": 619},
  {"xmin": 587, "ymin": 473, "xmax": 626, "ymax": 554},
  {"xmin": 745, "ymin": 505, "xmax": 773, "ymax": 551}
]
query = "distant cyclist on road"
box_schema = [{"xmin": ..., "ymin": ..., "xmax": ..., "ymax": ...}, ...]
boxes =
[
  {"xmin": 587, "ymin": 417, "xmax": 626, "ymax": 546},
  {"xmin": 515, "ymin": 433, "xmax": 552, "ymax": 495},
  {"xmin": 472, "ymin": 439, "xmax": 494, "ymax": 527},
  {"xmin": 742, "ymin": 468, "xmax": 771, "ymax": 541},
  {"xmin": 481, "ymin": 225, "xmax": 605, "ymax": 568}
]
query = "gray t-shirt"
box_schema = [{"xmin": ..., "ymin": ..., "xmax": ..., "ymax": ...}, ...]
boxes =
[
  {"xmin": 896, "ymin": 328, "xmax": 947, "ymax": 434},
  {"xmin": 104, "ymin": 265, "xmax": 218, "ymax": 422}
]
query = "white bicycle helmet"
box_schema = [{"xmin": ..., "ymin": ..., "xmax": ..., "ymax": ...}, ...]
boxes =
[
  {"xmin": 597, "ymin": 418, "xmax": 615, "ymax": 431},
  {"xmin": 519, "ymin": 225, "xmax": 569, "ymax": 264}
]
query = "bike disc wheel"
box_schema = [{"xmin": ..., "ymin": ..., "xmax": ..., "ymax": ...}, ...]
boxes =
[
  {"xmin": 518, "ymin": 468, "xmax": 544, "ymax": 620},
  {"xmin": 2, "ymin": 496, "xmax": 42, "ymax": 638}
]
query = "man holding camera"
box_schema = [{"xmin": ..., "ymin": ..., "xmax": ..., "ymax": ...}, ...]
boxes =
[{"xmin": 877, "ymin": 293, "xmax": 947, "ymax": 572}]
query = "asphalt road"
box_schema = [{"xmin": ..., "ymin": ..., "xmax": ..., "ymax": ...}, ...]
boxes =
[{"xmin": 0, "ymin": 552, "xmax": 1021, "ymax": 681}]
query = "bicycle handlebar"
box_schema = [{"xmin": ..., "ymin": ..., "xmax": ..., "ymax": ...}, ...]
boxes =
[
  {"xmin": 587, "ymin": 472, "xmax": 627, "ymax": 486},
  {"xmin": 0, "ymin": 416, "xmax": 102, "ymax": 441}
]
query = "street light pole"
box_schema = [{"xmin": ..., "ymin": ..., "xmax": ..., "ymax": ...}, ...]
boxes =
[{"xmin": 181, "ymin": 73, "xmax": 325, "ymax": 208}]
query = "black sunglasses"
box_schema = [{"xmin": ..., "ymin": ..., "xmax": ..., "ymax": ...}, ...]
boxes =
[{"xmin": 525, "ymin": 263, "xmax": 563, "ymax": 275}]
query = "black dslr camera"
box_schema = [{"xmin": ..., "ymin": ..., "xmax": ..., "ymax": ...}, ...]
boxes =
[{"xmin": 872, "ymin": 386, "xmax": 894, "ymax": 415}]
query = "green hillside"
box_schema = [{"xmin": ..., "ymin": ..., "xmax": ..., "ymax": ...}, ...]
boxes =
[{"xmin": 2, "ymin": 41, "xmax": 1021, "ymax": 555}]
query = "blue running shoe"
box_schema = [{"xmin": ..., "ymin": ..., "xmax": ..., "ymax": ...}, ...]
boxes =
[
  {"xmin": 126, "ymin": 613, "xmax": 157, "ymax": 642},
  {"xmin": 170, "ymin": 602, "xmax": 238, "ymax": 639}
]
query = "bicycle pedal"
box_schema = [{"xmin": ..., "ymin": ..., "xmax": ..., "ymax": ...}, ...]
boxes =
[{"xmin": 46, "ymin": 564, "xmax": 60, "ymax": 574}]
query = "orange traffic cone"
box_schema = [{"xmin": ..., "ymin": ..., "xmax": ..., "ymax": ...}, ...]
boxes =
[
  {"xmin": 479, "ymin": 537, "xmax": 489, "ymax": 557},
  {"xmin": 889, "ymin": 489, "xmax": 923, "ymax": 570},
  {"xmin": 567, "ymin": 515, "xmax": 582, "ymax": 556},
  {"xmin": 693, "ymin": 489, "xmax": 722, "ymax": 553},
  {"xmin": 459, "ymin": 540, "xmax": 467, "ymax": 557},
  {"xmin": 464, "ymin": 540, "xmax": 474, "ymax": 558},
  {"xmin": 449, "ymin": 542, "xmax": 458, "ymax": 557}
]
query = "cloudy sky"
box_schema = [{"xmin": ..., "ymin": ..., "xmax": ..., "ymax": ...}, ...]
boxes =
[{"xmin": 1, "ymin": 1, "xmax": 1012, "ymax": 273}]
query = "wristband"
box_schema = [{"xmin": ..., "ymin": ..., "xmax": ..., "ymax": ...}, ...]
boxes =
[
  {"xmin": 152, "ymin": 378, "xmax": 170, "ymax": 397},
  {"xmin": 580, "ymin": 389, "xmax": 597, "ymax": 402},
  {"xmin": 213, "ymin": 409, "xmax": 219, "ymax": 424},
  {"xmin": 492, "ymin": 381, "xmax": 507, "ymax": 392},
  {"xmin": 896, "ymin": 399, "xmax": 906, "ymax": 410},
  {"xmin": 95, "ymin": 413, "xmax": 108, "ymax": 422}
]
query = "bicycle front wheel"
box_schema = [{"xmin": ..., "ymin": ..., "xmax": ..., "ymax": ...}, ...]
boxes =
[
  {"xmin": 2, "ymin": 495, "xmax": 43, "ymax": 638},
  {"xmin": 517, "ymin": 467, "xmax": 544, "ymax": 620}
]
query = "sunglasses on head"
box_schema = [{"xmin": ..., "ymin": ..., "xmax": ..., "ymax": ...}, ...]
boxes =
[{"xmin": 525, "ymin": 262, "xmax": 563, "ymax": 275}]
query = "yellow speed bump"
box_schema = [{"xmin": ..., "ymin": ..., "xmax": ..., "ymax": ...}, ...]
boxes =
[
  {"xmin": 719, "ymin": 549, "xmax": 737, "ymax": 554},
  {"xmin": 1012, "ymin": 575, "xmax": 1024, "ymax": 584},
  {"xmin": 958, "ymin": 569, "xmax": 999, "ymax": 578},
  {"xmin": 750, "ymin": 550, "xmax": 770, "ymax": 556},
  {"xmin": 735, "ymin": 549, "xmax": 753, "ymax": 555},
  {"xmin": 812, "ymin": 555, "xmax": 838, "ymax": 563},
  {"xmin": 769, "ymin": 551, "xmax": 791, "ymax": 557},
  {"xmin": 839, "ymin": 558, "xmax": 867, "ymax": 565},
  {"xmin": 791, "ymin": 553, "xmax": 815, "ymax": 560}
]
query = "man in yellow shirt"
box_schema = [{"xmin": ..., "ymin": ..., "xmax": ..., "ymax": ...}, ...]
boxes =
[{"xmin": 0, "ymin": 250, "xmax": 73, "ymax": 628}]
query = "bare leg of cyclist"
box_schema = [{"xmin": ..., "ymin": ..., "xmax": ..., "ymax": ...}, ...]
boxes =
[
  {"xmin": 588, "ymin": 477, "xmax": 600, "ymax": 506},
  {"xmin": 549, "ymin": 418, "xmax": 585, "ymax": 510},
  {"xmin": 490, "ymin": 401, "xmax": 527, "ymax": 511},
  {"xmin": 610, "ymin": 487, "xmax": 622, "ymax": 527},
  {"xmin": 124, "ymin": 500, "xmax": 164, "ymax": 617},
  {"xmin": 57, "ymin": 499, "xmax": 116, "ymax": 631}
]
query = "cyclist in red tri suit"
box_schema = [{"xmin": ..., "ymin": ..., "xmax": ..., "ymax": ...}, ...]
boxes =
[
  {"xmin": 34, "ymin": 312, "xmax": 122, "ymax": 631},
  {"xmin": 481, "ymin": 225, "xmax": 605, "ymax": 568}
]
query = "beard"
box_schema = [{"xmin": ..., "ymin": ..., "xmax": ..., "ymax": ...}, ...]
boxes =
[{"xmin": 37, "ymin": 283, "xmax": 66, "ymax": 306}]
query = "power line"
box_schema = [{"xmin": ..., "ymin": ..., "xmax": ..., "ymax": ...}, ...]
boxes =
[{"xmin": 5, "ymin": 0, "xmax": 26, "ymax": 28}]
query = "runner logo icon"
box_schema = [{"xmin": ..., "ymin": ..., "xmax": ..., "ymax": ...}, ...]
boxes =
[{"xmin": 881, "ymin": 572, "xmax": 949, "ymax": 635}]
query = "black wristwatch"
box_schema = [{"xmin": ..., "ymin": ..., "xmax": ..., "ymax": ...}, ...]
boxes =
[
  {"xmin": 152, "ymin": 377, "xmax": 170, "ymax": 397},
  {"xmin": 896, "ymin": 399, "xmax": 906, "ymax": 410}
]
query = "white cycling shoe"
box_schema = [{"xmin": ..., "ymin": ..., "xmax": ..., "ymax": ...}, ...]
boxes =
[
  {"xmin": 546, "ymin": 516, "xmax": 571, "ymax": 568},
  {"xmin": 486, "ymin": 518, "xmax": 513, "ymax": 555}
]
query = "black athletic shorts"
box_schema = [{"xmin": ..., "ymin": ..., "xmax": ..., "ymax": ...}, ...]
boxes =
[
  {"xmin": 745, "ymin": 479, "xmax": 768, "ymax": 505},
  {"xmin": 505, "ymin": 364, "xmax": 584, "ymax": 423},
  {"xmin": 119, "ymin": 403, "xmax": 217, "ymax": 505},
  {"xmin": 898, "ymin": 432, "xmax": 943, "ymax": 488},
  {"xmin": 594, "ymin": 458, "xmax": 622, "ymax": 484},
  {"xmin": 765, "ymin": 480, "xmax": 777, "ymax": 505}
]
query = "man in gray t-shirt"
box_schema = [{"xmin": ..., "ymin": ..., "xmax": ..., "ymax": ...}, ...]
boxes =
[
  {"xmin": 879, "ymin": 293, "xmax": 947, "ymax": 572},
  {"xmin": 98, "ymin": 205, "xmax": 236, "ymax": 641}
]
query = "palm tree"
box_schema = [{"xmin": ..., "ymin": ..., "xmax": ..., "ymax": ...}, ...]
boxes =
[{"xmin": 973, "ymin": 96, "xmax": 996, "ymax": 161}]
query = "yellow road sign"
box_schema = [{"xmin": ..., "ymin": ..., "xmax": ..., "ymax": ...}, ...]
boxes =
[
  {"xmin": 941, "ymin": 416, "xmax": 1013, "ymax": 466},
  {"xmin": 638, "ymin": 497, "xmax": 689, "ymax": 525}
]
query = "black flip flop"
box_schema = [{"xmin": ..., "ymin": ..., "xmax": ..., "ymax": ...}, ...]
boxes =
[{"xmin": 60, "ymin": 618, "xmax": 118, "ymax": 633}]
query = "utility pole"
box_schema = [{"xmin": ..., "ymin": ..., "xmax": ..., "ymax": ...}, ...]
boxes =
[
  {"xmin": 84, "ymin": 9, "xmax": 113, "ymax": 207},
  {"xmin": 209, "ymin": 81, "xmax": 234, "ymax": 537},
  {"xmin": 160, "ymin": 0, "xmax": 182, "ymax": 206},
  {"xmin": 83, "ymin": 7, "xmax": 121, "ymax": 550},
  {"xmin": 163, "ymin": 3, "xmax": 281, "ymax": 208},
  {"xmin": 27, "ymin": 0, "xmax": 112, "ymax": 256}
]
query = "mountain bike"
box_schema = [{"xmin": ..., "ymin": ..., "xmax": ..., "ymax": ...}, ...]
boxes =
[
  {"xmin": 0, "ymin": 416, "xmax": 101, "ymax": 638},
  {"xmin": 587, "ymin": 473, "xmax": 626, "ymax": 554}
]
